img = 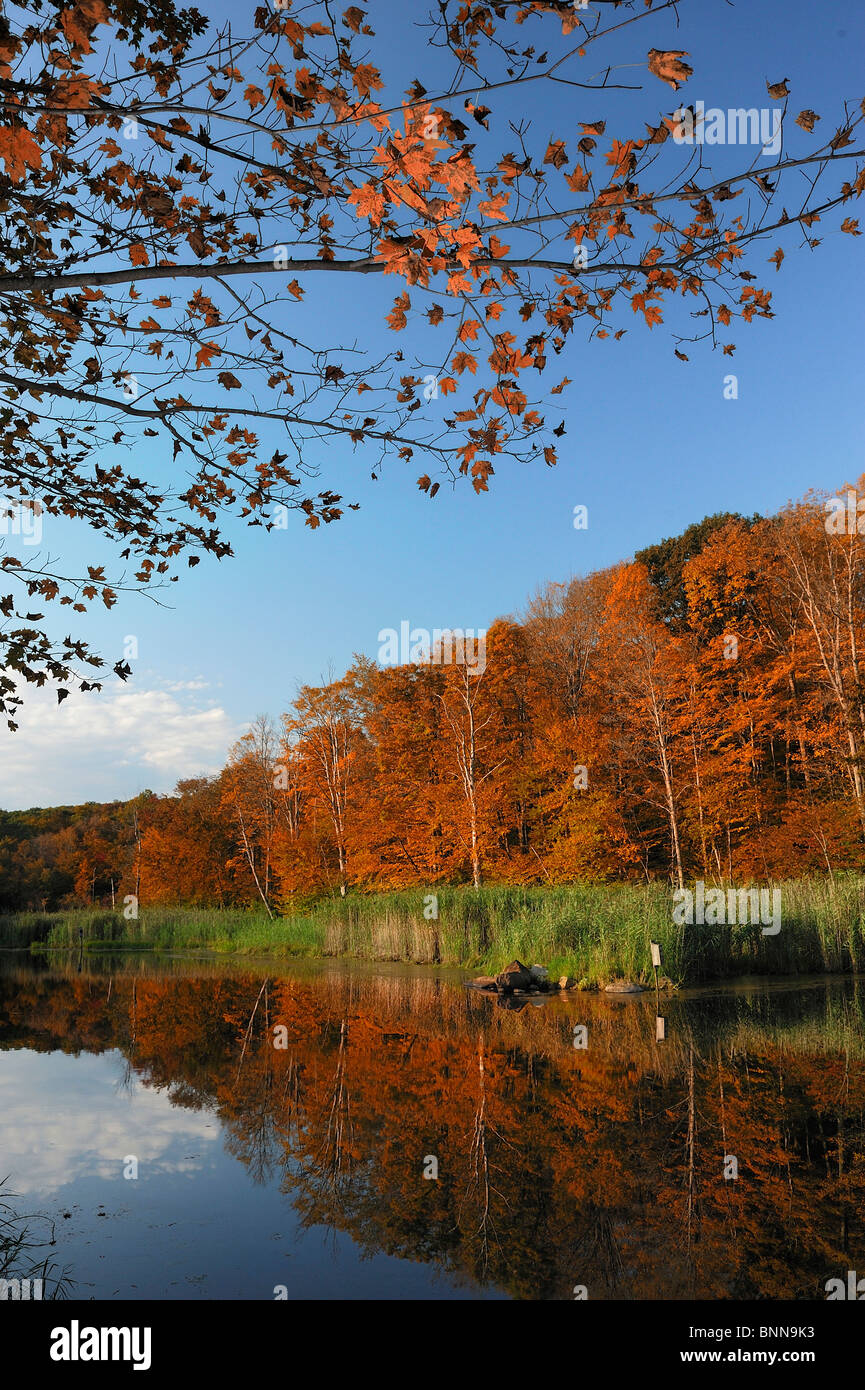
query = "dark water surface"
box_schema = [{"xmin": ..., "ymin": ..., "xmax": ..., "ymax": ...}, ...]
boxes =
[{"xmin": 1, "ymin": 950, "xmax": 864, "ymax": 1301}]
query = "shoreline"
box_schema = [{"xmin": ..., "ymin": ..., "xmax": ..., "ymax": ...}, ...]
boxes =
[
  {"xmin": 3, "ymin": 944, "xmax": 864, "ymax": 1000},
  {"xmin": 3, "ymin": 875, "xmax": 865, "ymax": 987}
]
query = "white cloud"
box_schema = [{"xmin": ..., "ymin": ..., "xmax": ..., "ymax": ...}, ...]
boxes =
[
  {"xmin": 162, "ymin": 678, "xmax": 211, "ymax": 692},
  {"xmin": 0, "ymin": 680, "xmax": 244, "ymax": 808},
  {"xmin": 0, "ymin": 1050, "xmax": 219, "ymax": 1197}
]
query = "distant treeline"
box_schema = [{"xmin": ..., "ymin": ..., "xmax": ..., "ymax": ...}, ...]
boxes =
[{"xmin": 3, "ymin": 487, "xmax": 865, "ymax": 915}]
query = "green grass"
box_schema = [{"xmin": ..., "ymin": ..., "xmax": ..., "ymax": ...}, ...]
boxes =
[{"xmin": 2, "ymin": 874, "xmax": 865, "ymax": 985}]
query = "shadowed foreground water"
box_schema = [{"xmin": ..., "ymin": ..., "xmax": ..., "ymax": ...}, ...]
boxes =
[{"xmin": 1, "ymin": 950, "xmax": 864, "ymax": 1300}]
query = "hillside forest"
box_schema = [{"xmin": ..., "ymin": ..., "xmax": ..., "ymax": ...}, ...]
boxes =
[{"xmin": 3, "ymin": 484, "xmax": 865, "ymax": 914}]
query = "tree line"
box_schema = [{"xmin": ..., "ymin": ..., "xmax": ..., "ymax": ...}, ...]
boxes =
[{"xmin": 3, "ymin": 480, "xmax": 865, "ymax": 912}]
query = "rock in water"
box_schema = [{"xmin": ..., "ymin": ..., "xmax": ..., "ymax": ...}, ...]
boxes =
[
  {"xmin": 529, "ymin": 964, "xmax": 550, "ymax": 987},
  {"xmin": 558, "ymin": 975, "xmax": 576, "ymax": 990},
  {"xmin": 495, "ymin": 959, "xmax": 533, "ymax": 993},
  {"xmin": 604, "ymin": 980, "xmax": 644, "ymax": 994},
  {"xmin": 466, "ymin": 976, "xmax": 498, "ymax": 991}
]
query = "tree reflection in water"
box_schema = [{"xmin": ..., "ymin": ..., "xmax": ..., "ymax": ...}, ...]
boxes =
[{"xmin": 1, "ymin": 957, "xmax": 864, "ymax": 1300}]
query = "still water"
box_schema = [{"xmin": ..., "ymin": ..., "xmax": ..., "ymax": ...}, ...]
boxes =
[{"xmin": 1, "ymin": 951, "xmax": 864, "ymax": 1301}]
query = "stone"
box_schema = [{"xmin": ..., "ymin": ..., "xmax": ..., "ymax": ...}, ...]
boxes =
[
  {"xmin": 604, "ymin": 980, "xmax": 644, "ymax": 994},
  {"xmin": 558, "ymin": 975, "xmax": 576, "ymax": 990},
  {"xmin": 466, "ymin": 975, "xmax": 498, "ymax": 991},
  {"xmin": 528, "ymin": 964, "xmax": 550, "ymax": 986},
  {"xmin": 495, "ymin": 959, "xmax": 533, "ymax": 993},
  {"xmin": 496, "ymin": 992, "xmax": 531, "ymax": 1012}
]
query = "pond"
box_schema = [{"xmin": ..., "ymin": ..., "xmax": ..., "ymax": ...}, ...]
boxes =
[{"xmin": 1, "ymin": 951, "xmax": 864, "ymax": 1301}]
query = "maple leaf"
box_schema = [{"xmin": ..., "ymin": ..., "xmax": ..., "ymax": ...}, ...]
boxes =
[
  {"xmin": 129, "ymin": 243, "xmax": 150, "ymax": 267},
  {"xmin": 647, "ymin": 49, "xmax": 693, "ymax": 91},
  {"xmin": 795, "ymin": 109, "xmax": 820, "ymax": 132},
  {"xmin": 768, "ymin": 247, "xmax": 785, "ymax": 270},
  {"xmin": 195, "ymin": 342, "xmax": 222, "ymax": 370},
  {"xmin": 187, "ymin": 227, "xmax": 209, "ymax": 258},
  {"xmin": 386, "ymin": 292, "xmax": 411, "ymax": 331},
  {"xmin": 841, "ymin": 218, "xmax": 861, "ymax": 236},
  {"xmin": 544, "ymin": 140, "xmax": 568, "ymax": 169},
  {"xmin": 606, "ymin": 139, "xmax": 639, "ymax": 179},
  {"xmin": 477, "ymin": 193, "xmax": 509, "ymax": 221},
  {"xmin": 565, "ymin": 166, "xmax": 590, "ymax": 193},
  {"xmin": 470, "ymin": 460, "xmax": 494, "ymax": 492},
  {"xmin": 631, "ymin": 292, "xmax": 663, "ymax": 327},
  {"xmin": 348, "ymin": 182, "xmax": 386, "ymax": 224},
  {"xmin": 343, "ymin": 7, "xmax": 366, "ymax": 33},
  {"xmin": 830, "ymin": 125, "xmax": 854, "ymax": 151},
  {"xmin": 353, "ymin": 63, "xmax": 384, "ymax": 97},
  {"xmin": 60, "ymin": 0, "xmax": 109, "ymax": 54},
  {"xmin": 645, "ymin": 120, "xmax": 670, "ymax": 145},
  {"xmin": 218, "ymin": 371, "xmax": 242, "ymax": 389},
  {"xmin": 0, "ymin": 126, "xmax": 43, "ymax": 182},
  {"xmin": 766, "ymin": 78, "xmax": 790, "ymax": 99},
  {"xmin": 451, "ymin": 352, "xmax": 477, "ymax": 375},
  {"xmin": 148, "ymin": 127, "xmax": 174, "ymax": 152}
]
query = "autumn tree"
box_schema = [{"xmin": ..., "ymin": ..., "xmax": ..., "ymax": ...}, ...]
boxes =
[
  {"xmin": 284, "ymin": 668, "xmax": 367, "ymax": 896},
  {"xmin": 221, "ymin": 715, "xmax": 282, "ymax": 914},
  {"xmin": 352, "ymin": 661, "xmax": 448, "ymax": 887},
  {"xmin": 774, "ymin": 485, "xmax": 865, "ymax": 845},
  {"xmin": 138, "ymin": 777, "xmax": 244, "ymax": 906},
  {"xmin": 6, "ymin": 480, "xmax": 865, "ymax": 898},
  {"xmin": 598, "ymin": 562, "xmax": 688, "ymax": 886},
  {"xmin": 1, "ymin": 0, "xmax": 862, "ymax": 723}
]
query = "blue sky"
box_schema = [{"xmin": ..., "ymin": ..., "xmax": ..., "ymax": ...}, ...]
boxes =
[{"xmin": 2, "ymin": 0, "xmax": 863, "ymax": 809}]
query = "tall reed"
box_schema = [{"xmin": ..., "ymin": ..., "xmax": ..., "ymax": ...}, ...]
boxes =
[{"xmin": 3, "ymin": 874, "xmax": 863, "ymax": 985}]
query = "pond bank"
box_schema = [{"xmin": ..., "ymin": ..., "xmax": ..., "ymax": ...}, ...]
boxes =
[{"xmin": 3, "ymin": 875, "xmax": 865, "ymax": 987}]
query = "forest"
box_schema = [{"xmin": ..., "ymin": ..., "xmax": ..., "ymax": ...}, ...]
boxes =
[{"xmin": 3, "ymin": 479, "xmax": 865, "ymax": 918}]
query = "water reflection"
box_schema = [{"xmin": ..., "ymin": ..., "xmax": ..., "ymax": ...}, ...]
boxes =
[{"xmin": 1, "ymin": 952, "xmax": 864, "ymax": 1300}]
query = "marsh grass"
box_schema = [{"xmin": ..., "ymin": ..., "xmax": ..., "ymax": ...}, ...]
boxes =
[
  {"xmin": 0, "ymin": 1179, "xmax": 71, "ymax": 1300},
  {"xmin": 2, "ymin": 874, "xmax": 864, "ymax": 985}
]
